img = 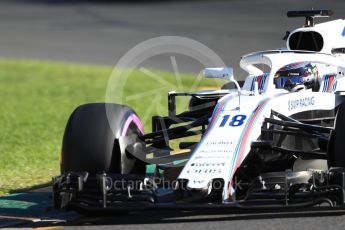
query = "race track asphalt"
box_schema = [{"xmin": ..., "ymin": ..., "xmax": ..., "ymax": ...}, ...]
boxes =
[
  {"xmin": 1, "ymin": 0, "xmax": 345, "ymax": 229},
  {"xmin": 63, "ymin": 210, "xmax": 345, "ymax": 230}
]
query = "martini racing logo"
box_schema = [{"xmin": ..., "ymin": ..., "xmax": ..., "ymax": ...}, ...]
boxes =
[{"xmin": 288, "ymin": 96, "xmax": 314, "ymax": 111}]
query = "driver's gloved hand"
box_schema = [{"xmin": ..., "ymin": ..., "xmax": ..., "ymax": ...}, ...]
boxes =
[{"xmin": 283, "ymin": 79, "xmax": 296, "ymax": 91}]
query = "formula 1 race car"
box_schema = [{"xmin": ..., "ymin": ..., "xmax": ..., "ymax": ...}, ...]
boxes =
[{"xmin": 53, "ymin": 10, "xmax": 345, "ymax": 214}]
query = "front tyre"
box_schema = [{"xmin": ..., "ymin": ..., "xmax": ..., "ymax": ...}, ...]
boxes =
[{"xmin": 61, "ymin": 103, "xmax": 145, "ymax": 174}]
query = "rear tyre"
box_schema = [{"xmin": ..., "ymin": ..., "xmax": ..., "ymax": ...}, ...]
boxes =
[{"xmin": 61, "ymin": 103, "xmax": 145, "ymax": 174}]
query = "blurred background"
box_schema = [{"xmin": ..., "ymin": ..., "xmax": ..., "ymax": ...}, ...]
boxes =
[{"xmin": 1, "ymin": 0, "xmax": 344, "ymax": 78}]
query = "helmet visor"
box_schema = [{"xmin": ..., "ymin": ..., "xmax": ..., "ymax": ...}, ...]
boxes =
[{"xmin": 274, "ymin": 76, "xmax": 303, "ymax": 89}]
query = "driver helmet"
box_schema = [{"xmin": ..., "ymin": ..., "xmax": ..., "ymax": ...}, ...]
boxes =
[{"xmin": 274, "ymin": 62, "xmax": 319, "ymax": 92}]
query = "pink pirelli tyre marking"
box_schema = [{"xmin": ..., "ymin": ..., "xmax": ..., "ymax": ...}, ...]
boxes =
[{"xmin": 121, "ymin": 114, "xmax": 144, "ymax": 136}]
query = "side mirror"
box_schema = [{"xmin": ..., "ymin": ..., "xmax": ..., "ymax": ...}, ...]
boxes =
[{"xmin": 203, "ymin": 67, "xmax": 234, "ymax": 81}]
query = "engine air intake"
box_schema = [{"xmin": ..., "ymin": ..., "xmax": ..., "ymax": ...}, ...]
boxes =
[{"xmin": 288, "ymin": 31, "xmax": 324, "ymax": 52}]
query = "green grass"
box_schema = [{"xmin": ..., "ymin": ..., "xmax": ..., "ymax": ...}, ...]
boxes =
[{"xmin": 0, "ymin": 59, "xmax": 224, "ymax": 194}]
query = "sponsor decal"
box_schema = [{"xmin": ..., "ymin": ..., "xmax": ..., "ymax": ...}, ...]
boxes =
[
  {"xmin": 198, "ymin": 140, "xmax": 235, "ymax": 154},
  {"xmin": 288, "ymin": 96, "xmax": 314, "ymax": 111},
  {"xmin": 199, "ymin": 149, "xmax": 231, "ymax": 153},
  {"xmin": 205, "ymin": 141, "xmax": 232, "ymax": 145},
  {"xmin": 190, "ymin": 162, "xmax": 225, "ymax": 167},
  {"xmin": 187, "ymin": 169, "xmax": 222, "ymax": 174},
  {"xmin": 193, "ymin": 156, "xmax": 229, "ymax": 160}
]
